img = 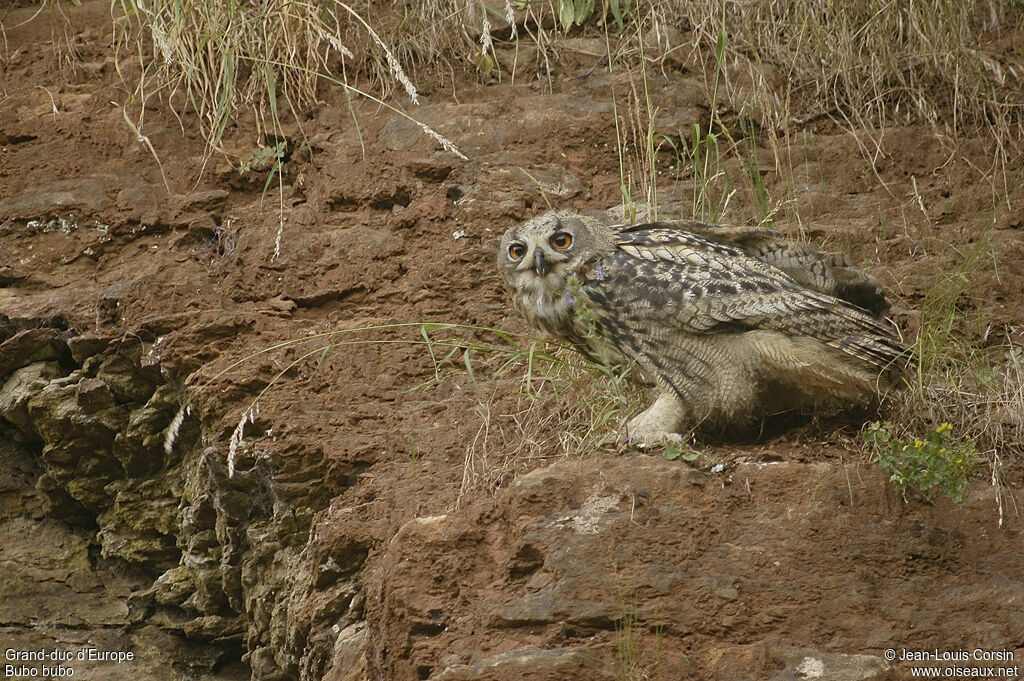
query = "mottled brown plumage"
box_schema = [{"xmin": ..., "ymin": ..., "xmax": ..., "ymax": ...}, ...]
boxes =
[{"xmin": 497, "ymin": 211, "xmax": 906, "ymax": 443}]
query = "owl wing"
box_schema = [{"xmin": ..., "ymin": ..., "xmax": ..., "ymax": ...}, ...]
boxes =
[
  {"xmin": 579, "ymin": 226, "xmax": 905, "ymax": 373},
  {"xmin": 619, "ymin": 221, "xmax": 890, "ymax": 315}
]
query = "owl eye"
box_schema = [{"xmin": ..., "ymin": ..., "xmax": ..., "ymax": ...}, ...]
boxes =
[
  {"xmin": 508, "ymin": 243, "xmax": 527, "ymax": 260},
  {"xmin": 550, "ymin": 232, "xmax": 573, "ymax": 250}
]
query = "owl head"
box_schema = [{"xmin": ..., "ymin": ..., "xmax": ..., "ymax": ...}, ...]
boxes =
[{"xmin": 497, "ymin": 212, "xmax": 611, "ymax": 295}]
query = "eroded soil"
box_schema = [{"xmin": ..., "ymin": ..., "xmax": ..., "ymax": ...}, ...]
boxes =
[{"xmin": 2, "ymin": 2, "xmax": 1023, "ymax": 680}]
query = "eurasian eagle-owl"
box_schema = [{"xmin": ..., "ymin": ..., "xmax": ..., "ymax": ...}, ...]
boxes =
[{"xmin": 496, "ymin": 211, "xmax": 906, "ymax": 443}]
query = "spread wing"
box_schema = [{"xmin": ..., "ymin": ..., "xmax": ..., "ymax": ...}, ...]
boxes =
[{"xmin": 578, "ymin": 225, "xmax": 905, "ymax": 374}]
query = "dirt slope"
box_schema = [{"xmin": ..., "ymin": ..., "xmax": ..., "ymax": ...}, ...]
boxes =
[{"xmin": 1, "ymin": 2, "xmax": 1022, "ymax": 680}]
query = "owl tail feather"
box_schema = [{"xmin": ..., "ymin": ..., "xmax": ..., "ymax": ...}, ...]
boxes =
[{"xmin": 833, "ymin": 334, "xmax": 912, "ymax": 385}]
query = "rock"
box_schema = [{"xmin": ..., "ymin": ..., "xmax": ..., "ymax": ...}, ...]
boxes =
[
  {"xmin": 116, "ymin": 177, "xmax": 167, "ymax": 213},
  {"xmin": 171, "ymin": 189, "xmax": 230, "ymax": 214},
  {"xmin": 29, "ymin": 371, "xmax": 127, "ymax": 437},
  {"xmin": 77, "ymin": 376, "xmax": 116, "ymax": 409},
  {"xmin": 0, "ymin": 361, "xmax": 64, "ymax": 431},
  {"xmin": 0, "ymin": 328, "xmax": 68, "ymax": 378},
  {"xmin": 382, "ymin": 117, "xmax": 432, "ymax": 152},
  {"xmin": 28, "ymin": 376, "xmax": 129, "ymax": 500},
  {"xmin": 248, "ymin": 645, "xmax": 289, "ymax": 681},
  {"xmin": 322, "ymin": 622, "xmax": 367, "ymax": 681},
  {"xmin": 0, "ymin": 339, "xmax": 204, "ymax": 611},
  {"xmin": 266, "ymin": 295, "xmax": 298, "ymax": 313},
  {"xmin": 128, "ymin": 624, "xmax": 245, "ymax": 678},
  {"xmin": 97, "ymin": 518, "xmax": 179, "ymax": 565},
  {"xmin": 97, "ymin": 353, "xmax": 162, "ymax": 403},
  {"xmin": 709, "ymin": 642, "xmax": 892, "ymax": 681},
  {"xmin": 447, "ymin": 161, "xmax": 583, "ymax": 224},
  {"xmin": 386, "ymin": 203, "xmax": 419, "ymax": 230},
  {"xmin": 407, "ymin": 157, "xmax": 454, "ymax": 182},
  {"xmin": 0, "ymin": 517, "xmax": 137, "ymax": 628},
  {"xmin": 67, "ymin": 332, "xmax": 115, "ymax": 363},
  {"xmin": 0, "ymin": 264, "xmax": 25, "ymax": 286},
  {"xmin": 365, "ymin": 455, "xmax": 1024, "ymax": 679},
  {"xmin": 0, "ymin": 436, "xmax": 48, "ymax": 519},
  {"xmin": 429, "ymin": 647, "xmax": 617, "ymax": 681},
  {"xmin": 189, "ymin": 559, "xmax": 233, "ymax": 614},
  {"xmin": 0, "ymin": 176, "xmax": 112, "ymax": 217},
  {"xmin": 114, "ymin": 383, "xmax": 181, "ymax": 476},
  {"xmin": 96, "ymin": 483, "xmax": 181, "ymax": 565},
  {"xmin": 61, "ymin": 452, "xmax": 126, "ymax": 510},
  {"xmin": 150, "ymin": 566, "xmax": 198, "ymax": 607},
  {"xmin": 183, "ymin": 615, "xmax": 247, "ymax": 641}
]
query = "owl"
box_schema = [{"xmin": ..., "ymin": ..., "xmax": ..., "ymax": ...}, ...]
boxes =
[{"xmin": 496, "ymin": 211, "xmax": 907, "ymax": 444}]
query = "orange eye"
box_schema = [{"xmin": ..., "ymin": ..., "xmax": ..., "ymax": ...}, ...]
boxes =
[
  {"xmin": 550, "ymin": 232, "xmax": 573, "ymax": 250},
  {"xmin": 508, "ymin": 243, "xmax": 527, "ymax": 260}
]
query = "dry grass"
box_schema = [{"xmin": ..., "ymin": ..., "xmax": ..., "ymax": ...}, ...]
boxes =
[
  {"xmin": 459, "ymin": 343, "xmax": 643, "ymax": 505},
  {"xmin": 884, "ymin": 340, "xmax": 1023, "ymax": 520},
  {"xmin": 103, "ymin": 0, "xmax": 1022, "ymax": 504},
  {"xmin": 673, "ymin": 0, "xmax": 1023, "ymax": 145},
  {"xmin": 104, "ymin": 0, "xmax": 1023, "ymax": 173},
  {"xmin": 3, "ymin": 0, "xmax": 80, "ymax": 70},
  {"xmin": 515, "ymin": 1, "xmax": 1024, "ymax": 152},
  {"xmin": 873, "ymin": 232, "xmax": 1024, "ymax": 515},
  {"xmin": 109, "ymin": 0, "xmax": 470, "ymax": 163},
  {"xmin": 113, "ymin": 0, "xmax": 340, "ymax": 152},
  {"xmin": 598, "ymin": 1, "xmax": 1023, "ymax": 226}
]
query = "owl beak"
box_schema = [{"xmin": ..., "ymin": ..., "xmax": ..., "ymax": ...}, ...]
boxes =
[{"xmin": 533, "ymin": 249, "xmax": 550, "ymax": 277}]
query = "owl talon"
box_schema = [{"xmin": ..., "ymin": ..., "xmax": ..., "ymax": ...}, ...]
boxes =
[
  {"xmin": 622, "ymin": 392, "xmax": 689, "ymax": 449},
  {"xmin": 619, "ymin": 429, "xmax": 684, "ymax": 451}
]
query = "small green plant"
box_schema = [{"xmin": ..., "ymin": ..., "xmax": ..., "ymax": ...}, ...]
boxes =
[
  {"xmin": 615, "ymin": 588, "xmax": 639, "ymax": 681},
  {"xmin": 685, "ymin": 123, "xmax": 732, "ymax": 223},
  {"xmin": 610, "ymin": 42, "xmax": 662, "ymax": 219},
  {"xmin": 737, "ymin": 102, "xmax": 771, "ymax": 226},
  {"xmin": 239, "ymin": 142, "xmax": 286, "ymax": 177},
  {"xmin": 612, "ymin": 577, "xmax": 663, "ymax": 681},
  {"xmin": 240, "ymin": 143, "xmax": 287, "ymax": 207},
  {"xmin": 662, "ymin": 438, "xmax": 699, "ymax": 463},
  {"xmin": 863, "ymin": 421, "xmax": 979, "ymax": 503},
  {"xmin": 552, "ymin": 0, "xmax": 628, "ymax": 29}
]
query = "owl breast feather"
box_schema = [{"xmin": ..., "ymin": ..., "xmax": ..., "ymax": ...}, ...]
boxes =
[{"xmin": 512, "ymin": 270, "xmax": 574, "ymax": 340}]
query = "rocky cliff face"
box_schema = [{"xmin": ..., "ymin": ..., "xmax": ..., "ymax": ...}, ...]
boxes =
[
  {"xmin": 364, "ymin": 457, "xmax": 1024, "ymax": 680},
  {"xmin": 0, "ymin": 318, "xmax": 242, "ymax": 679},
  {"xmin": 3, "ymin": 320, "xmax": 1021, "ymax": 681},
  {"xmin": 0, "ymin": 316, "xmax": 374, "ymax": 680},
  {"xmin": 2, "ymin": 2, "xmax": 1023, "ymax": 680}
]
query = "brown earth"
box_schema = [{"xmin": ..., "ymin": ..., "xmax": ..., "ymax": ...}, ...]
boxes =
[{"xmin": 1, "ymin": 2, "xmax": 1023, "ymax": 681}]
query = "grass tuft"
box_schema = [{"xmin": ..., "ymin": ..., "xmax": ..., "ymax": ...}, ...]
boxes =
[
  {"xmin": 870, "ymin": 233, "xmax": 1023, "ymax": 517},
  {"xmin": 459, "ymin": 338, "xmax": 643, "ymax": 504},
  {"xmin": 108, "ymin": 0, "xmax": 472, "ymax": 167}
]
